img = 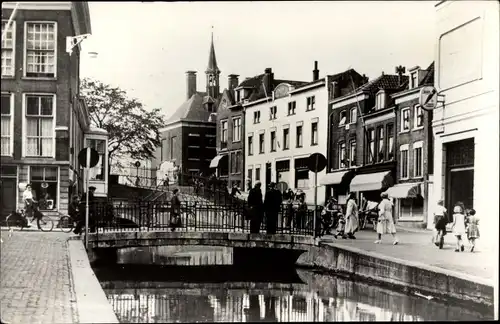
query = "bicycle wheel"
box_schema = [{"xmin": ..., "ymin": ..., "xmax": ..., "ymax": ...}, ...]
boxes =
[
  {"xmin": 58, "ymin": 216, "xmax": 74, "ymax": 233},
  {"xmin": 37, "ymin": 215, "xmax": 54, "ymax": 232},
  {"xmin": 6, "ymin": 214, "xmax": 19, "ymax": 230}
]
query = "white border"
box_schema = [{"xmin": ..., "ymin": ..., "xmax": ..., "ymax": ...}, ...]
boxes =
[
  {"xmin": 413, "ymin": 141, "xmax": 424, "ymax": 178},
  {"xmin": 400, "ymin": 107, "xmax": 411, "ymax": 133},
  {"xmin": 232, "ymin": 116, "xmax": 241, "ymax": 143},
  {"xmin": 23, "ymin": 21, "xmax": 58, "ymax": 79},
  {"xmin": 0, "ymin": 92, "xmax": 15, "ymax": 156},
  {"xmin": 400, "ymin": 144, "xmax": 410, "ymax": 180},
  {"xmin": 1, "ymin": 20, "xmax": 16, "ymax": 78}
]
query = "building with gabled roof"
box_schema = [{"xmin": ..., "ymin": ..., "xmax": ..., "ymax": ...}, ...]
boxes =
[{"xmin": 152, "ymin": 34, "xmax": 222, "ymax": 181}]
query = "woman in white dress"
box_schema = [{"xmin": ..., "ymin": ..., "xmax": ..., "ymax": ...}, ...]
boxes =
[
  {"xmin": 344, "ymin": 192, "xmax": 359, "ymax": 239},
  {"xmin": 451, "ymin": 205, "xmax": 466, "ymax": 252},
  {"xmin": 375, "ymin": 192, "xmax": 399, "ymax": 245}
]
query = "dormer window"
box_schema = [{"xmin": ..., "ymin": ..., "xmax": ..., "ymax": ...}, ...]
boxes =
[
  {"xmin": 376, "ymin": 90, "xmax": 386, "ymax": 110},
  {"xmin": 410, "ymin": 71, "xmax": 418, "ymax": 89}
]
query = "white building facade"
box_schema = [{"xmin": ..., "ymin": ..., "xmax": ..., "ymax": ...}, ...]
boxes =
[
  {"xmin": 432, "ymin": 0, "xmax": 499, "ymax": 247},
  {"xmin": 244, "ymin": 79, "xmax": 329, "ymax": 205}
]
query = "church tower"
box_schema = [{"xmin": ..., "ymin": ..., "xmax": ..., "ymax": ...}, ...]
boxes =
[{"xmin": 205, "ymin": 31, "xmax": 221, "ymax": 99}]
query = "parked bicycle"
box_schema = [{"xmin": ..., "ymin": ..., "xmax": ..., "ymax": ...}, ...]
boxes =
[
  {"xmin": 57, "ymin": 214, "xmax": 78, "ymax": 233},
  {"xmin": 6, "ymin": 203, "xmax": 54, "ymax": 232}
]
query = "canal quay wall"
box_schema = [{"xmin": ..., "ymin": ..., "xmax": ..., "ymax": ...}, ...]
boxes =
[
  {"xmin": 296, "ymin": 241, "xmax": 494, "ymax": 308},
  {"xmin": 67, "ymin": 238, "xmax": 119, "ymax": 323}
]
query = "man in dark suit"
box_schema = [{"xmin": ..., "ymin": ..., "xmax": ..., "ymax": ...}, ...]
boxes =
[
  {"xmin": 247, "ymin": 182, "xmax": 264, "ymax": 234},
  {"xmin": 264, "ymin": 182, "xmax": 283, "ymax": 234}
]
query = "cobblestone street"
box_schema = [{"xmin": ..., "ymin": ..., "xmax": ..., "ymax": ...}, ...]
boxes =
[{"xmin": 0, "ymin": 230, "xmax": 77, "ymax": 324}]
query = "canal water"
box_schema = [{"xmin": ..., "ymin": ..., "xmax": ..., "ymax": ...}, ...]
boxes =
[{"xmin": 92, "ymin": 246, "xmax": 494, "ymax": 322}]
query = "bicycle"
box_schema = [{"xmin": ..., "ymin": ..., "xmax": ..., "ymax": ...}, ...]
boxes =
[
  {"xmin": 57, "ymin": 214, "xmax": 77, "ymax": 233},
  {"xmin": 6, "ymin": 204, "xmax": 54, "ymax": 232}
]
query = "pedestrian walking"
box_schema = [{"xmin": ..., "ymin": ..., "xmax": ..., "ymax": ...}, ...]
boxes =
[
  {"xmin": 264, "ymin": 182, "xmax": 282, "ymax": 234},
  {"xmin": 247, "ymin": 182, "xmax": 264, "ymax": 234},
  {"xmin": 451, "ymin": 204, "xmax": 466, "ymax": 252},
  {"xmin": 375, "ymin": 192, "xmax": 398, "ymax": 245},
  {"xmin": 169, "ymin": 188, "xmax": 182, "ymax": 231},
  {"xmin": 466, "ymin": 209, "xmax": 480, "ymax": 252},
  {"xmin": 432, "ymin": 199, "xmax": 448, "ymax": 248},
  {"xmin": 230, "ymin": 182, "xmax": 241, "ymax": 198},
  {"xmin": 344, "ymin": 192, "xmax": 359, "ymax": 239}
]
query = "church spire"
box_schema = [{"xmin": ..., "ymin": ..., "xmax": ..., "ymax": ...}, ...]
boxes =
[
  {"xmin": 206, "ymin": 27, "xmax": 220, "ymax": 74},
  {"xmin": 205, "ymin": 26, "xmax": 220, "ymax": 99}
]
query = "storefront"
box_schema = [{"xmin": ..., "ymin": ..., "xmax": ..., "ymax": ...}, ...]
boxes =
[
  {"xmin": 349, "ymin": 170, "xmax": 394, "ymax": 203},
  {"xmin": 386, "ymin": 182, "xmax": 424, "ymax": 225},
  {"xmin": 319, "ymin": 169, "xmax": 355, "ymax": 205}
]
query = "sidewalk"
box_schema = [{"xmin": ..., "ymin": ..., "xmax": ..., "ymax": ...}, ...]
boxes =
[
  {"xmin": 0, "ymin": 230, "xmax": 77, "ymax": 324},
  {"xmin": 319, "ymin": 227, "xmax": 496, "ymax": 281}
]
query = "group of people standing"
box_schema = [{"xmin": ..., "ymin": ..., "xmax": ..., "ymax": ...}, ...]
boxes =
[{"xmin": 246, "ymin": 182, "xmax": 283, "ymax": 234}]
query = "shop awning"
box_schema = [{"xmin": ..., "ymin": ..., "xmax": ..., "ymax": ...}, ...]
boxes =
[
  {"xmin": 319, "ymin": 170, "xmax": 351, "ymax": 186},
  {"xmin": 386, "ymin": 182, "xmax": 423, "ymax": 199},
  {"xmin": 209, "ymin": 155, "xmax": 224, "ymax": 168},
  {"xmin": 350, "ymin": 171, "xmax": 393, "ymax": 192}
]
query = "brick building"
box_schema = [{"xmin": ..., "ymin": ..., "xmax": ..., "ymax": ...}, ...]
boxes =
[
  {"xmin": 387, "ymin": 63, "xmax": 434, "ymax": 228},
  {"xmin": 152, "ymin": 34, "xmax": 220, "ymax": 181},
  {"xmin": 0, "ymin": 2, "xmax": 104, "ymax": 217},
  {"xmin": 324, "ymin": 71, "xmax": 408, "ymax": 205}
]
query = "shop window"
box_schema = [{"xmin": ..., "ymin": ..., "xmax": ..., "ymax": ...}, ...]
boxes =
[
  {"xmin": 400, "ymin": 196, "xmax": 424, "ymax": 218},
  {"xmin": 30, "ymin": 166, "xmax": 58, "ymax": 210}
]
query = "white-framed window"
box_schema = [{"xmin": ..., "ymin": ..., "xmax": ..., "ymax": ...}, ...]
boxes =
[
  {"xmin": 410, "ymin": 71, "xmax": 418, "ymax": 89},
  {"xmin": 296, "ymin": 125, "xmax": 303, "ymax": 148},
  {"xmin": 1, "ymin": 93, "xmax": 14, "ymax": 156},
  {"xmin": 367, "ymin": 129, "xmax": 375, "ymax": 164},
  {"xmin": 349, "ymin": 139, "xmax": 356, "ymax": 167},
  {"xmin": 387, "ymin": 123, "xmax": 394, "ymax": 159},
  {"xmin": 400, "ymin": 144, "xmax": 409, "ymax": 179},
  {"xmin": 288, "ymin": 101, "xmax": 296, "ymax": 115},
  {"xmin": 377, "ymin": 126, "xmax": 384, "ymax": 162},
  {"xmin": 24, "ymin": 94, "xmax": 55, "ymax": 157},
  {"xmin": 414, "ymin": 105, "xmax": 423, "ymax": 129},
  {"xmin": 269, "ymin": 106, "xmax": 277, "ymax": 120},
  {"xmin": 86, "ymin": 138, "xmax": 106, "ymax": 180},
  {"xmin": 413, "ymin": 141, "xmax": 423, "ymax": 178},
  {"xmin": 270, "ymin": 131, "xmax": 276, "ymax": 152},
  {"xmin": 401, "ymin": 107, "xmax": 410, "ymax": 132},
  {"xmin": 24, "ymin": 22, "xmax": 57, "ymax": 78},
  {"xmin": 338, "ymin": 110, "xmax": 346, "ymax": 126},
  {"xmin": 255, "ymin": 166, "xmax": 261, "ymax": 181},
  {"xmin": 1, "ymin": 20, "xmax": 15, "ymax": 77},
  {"xmin": 283, "ymin": 128, "xmax": 289, "ymax": 150},
  {"xmin": 376, "ymin": 91, "xmax": 386, "ymax": 110},
  {"xmin": 247, "ymin": 135, "xmax": 253, "ymax": 156},
  {"xmin": 311, "ymin": 122, "xmax": 318, "ymax": 146},
  {"xmin": 253, "ymin": 111, "xmax": 260, "ymax": 124},
  {"xmin": 30, "ymin": 166, "xmax": 58, "ymax": 210},
  {"xmin": 349, "ymin": 107, "xmax": 357, "ymax": 124},
  {"xmin": 259, "ymin": 133, "xmax": 265, "ymax": 154},
  {"xmin": 306, "ymin": 96, "xmax": 315, "ymax": 111},
  {"xmin": 338, "ymin": 142, "xmax": 346, "ymax": 169},
  {"xmin": 232, "ymin": 117, "xmax": 241, "ymax": 142},
  {"xmin": 221, "ymin": 120, "xmax": 228, "ymax": 143}
]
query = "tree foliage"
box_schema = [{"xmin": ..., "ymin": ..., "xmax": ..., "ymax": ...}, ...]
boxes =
[{"xmin": 80, "ymin": 78, "xmax": 165, "ymax": 164}]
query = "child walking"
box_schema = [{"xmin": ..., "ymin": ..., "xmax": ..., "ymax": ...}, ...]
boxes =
[
  {"xmin": 451, "ymin": 205, "xmax": 466, "ymax": 252},
  {"xmin": 466, "ymin": 209, "xmax": 480, "ymax": 252}
]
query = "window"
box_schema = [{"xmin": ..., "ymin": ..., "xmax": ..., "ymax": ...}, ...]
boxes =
[
  {"xmin": 255, "ymin": 167, "xmax": 261, "ymax": 181},
  {"xmin": 283, "ymin": 128, "xmax": 289, "ymax": 150},
  {"xmin": 367, "ymin": 129, "xmax": 375, "ymax": 163},
  {"xmin": 86, "ymin": 139, "xmax": 106, "ymax": 180},
  {"xmin": 376, "ymin": 91, "xmax": 386, "ymax": 110},
  {"xmin": 377, "ymin": 126, "xmax": 384, "ymax": 162},
  {"xmin": 232, "ymin": 117, "xmax": 241, "ymax": 142},
  {"xmin": 30, "ymin": 166, "xmax": 58, "ymax": 210},
  {"xmin": 288, "ymin": 101, "xmax": 296, "ymax": 115},
  {"xmin": 338, "ymin": 142, "xmax": 346, "ymax": 169},
  {"xmin": 270, "ymin": 131, "xmax": 276, "ymax": 152},
  {"xmin": 349, "ymin": 140, "xmax": 356, "ymax": 167},
  {"xmin": 161, "ymin": 139, "xmax": 167, "ymax": 161},
  {"xmin": 296, "ymin": 125, "xmax": 303, "ymax": 148},
  {"xmin": 401, "ymin": 108, "xmax": 410, "ymax": 131},
  {"xmin": 349, "ymin": 107, "xmax": 357, "ymax": 124},
  {"xmin": 247, "ymin": 169, "xmax": 253, "ymax": 187},
  {"xmin": 387, "ymin": 123, "xmax": 394, "ymax": 159},
  {"xmin": 269, "ymin": 106, "xmax": 277, "ymax": 120},
  {"xmin": 311, "ymin": 122, "xmax": 318, "ymax": 145},
  {"xmin": 414, "ymin": 105, "xmax": 423, "ymax": 128},
  {"xmin": 400, "ymin": 196, "xmax": 424, "ymax": 218},
  {"xmin": 25, "ymin": 94, "xmax": 54, "ymax": 157},
  {"xmin": 230, "ymin": 152, "xmax": 236, "ymax": 174},
  {"xmin": 221, "ymin": 120, "xmax": 228, "ymax": 149},
  {"xmin": 1, "ymin": 94, "xmax": 13, "ymax": 156},
  {"xmin": 400, "ymin": 145, "xmax": 409, "ymax": 179},
  {"xmin": 25, "ymin": 22, "xmax": 57, "ymax": 78},
  {"xmin": 338, "ymin": 110, "xmax": 346, "ymax": 126},
  {"xmin": 170, "ymin": 136, "xmax": 177, "ymax": 159},
  {"xmin": 410, "ymin": 72, "xmax": 418, "ymax": 89},
  {"xmin": 247, "ymin": 135, "xmax": 253, "ymax": 156},
  {"xmin": 259, "ymin": 133, "xmax": 265, "ymax": 154},
  {"xmin": 235, "ymin": 151, "xmax": 241, "ymax": 173},
  {"xmin": 1, "ymin": 21, "xmax": 15, "ymax": 77},
  {"xmin": 306, "ymin": 96, "xmax": 315, "ymax": 111},
  {"xmin": 253, "ymin": 111, "xmax": 260, "ymax": 124},
  {"xmin": 414, "ymin": 141, "xmax": 423, "ymax": 177}
]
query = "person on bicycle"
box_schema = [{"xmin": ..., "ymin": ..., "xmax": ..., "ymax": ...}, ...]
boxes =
[
  {"xmin": 321, "ymin": 197, "xmax": 338, "ymax": 235},
  {"xmin": 22, "ymin": 184, "xmax": 37, "ymax": 227},
  {"xmin": 75, "ymin": 186, "xmax": 97, "ymax": 234}
]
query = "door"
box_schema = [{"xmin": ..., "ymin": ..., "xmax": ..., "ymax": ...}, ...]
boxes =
[
  {"xmin": 265, "ymin": 163, "xmax": 272, "ymax": 187},
  {"xmin": 1, "ymin": 178, "xmax": 16, "ymax": 218},
  {"xmin": 447, "ymin": 167, "xmax": 474, "ymax": 220}
]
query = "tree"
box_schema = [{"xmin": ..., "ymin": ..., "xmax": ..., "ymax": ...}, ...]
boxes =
[{"xmin": 80, "ymin": 78, "xmax": 165, "ymax": 167}]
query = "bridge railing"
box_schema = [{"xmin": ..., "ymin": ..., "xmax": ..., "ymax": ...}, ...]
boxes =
[{"xmin": 92, "ymin": 200, "xmax": 318, "ymax": 237}]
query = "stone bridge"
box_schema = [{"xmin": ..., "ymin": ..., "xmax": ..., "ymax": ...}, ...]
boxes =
[{"xmin": 86, "ymin": 231, "xmax": 317, "ymax": 267}]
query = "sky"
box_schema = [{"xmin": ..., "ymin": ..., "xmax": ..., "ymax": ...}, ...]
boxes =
[{"xmin": 80, "ymin": 1, "xmax": 436, "ymax": 119}]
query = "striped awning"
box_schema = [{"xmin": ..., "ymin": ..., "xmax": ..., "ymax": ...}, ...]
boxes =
[
  {"xmin": 386, "ymin": 182, "xmax": 423, "ymax": 199},
  {"xmin": 350, "ymin": 171, "xmax": 393, "ymax": 192}
]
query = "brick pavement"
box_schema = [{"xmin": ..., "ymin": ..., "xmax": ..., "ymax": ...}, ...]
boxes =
[
  {"xmin": 320, "ymin": 227, "xmax": 497, "ymax": 281},
  {"xmin": 0, "ymin": 230, "xmax": 78, "ymax": 324}
]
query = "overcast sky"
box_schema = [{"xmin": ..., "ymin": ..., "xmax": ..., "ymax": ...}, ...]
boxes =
[{"xmin": 80, "ymin": 1, "xmax": 435, "ymax": 118}]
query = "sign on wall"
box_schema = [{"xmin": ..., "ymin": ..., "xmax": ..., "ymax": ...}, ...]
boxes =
[{"xmin": 419, "ymin": 86, "xmax": 438, "ymax": 111}]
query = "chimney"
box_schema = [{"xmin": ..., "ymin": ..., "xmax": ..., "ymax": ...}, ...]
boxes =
[
  {"xmin": 362, "ymin": 74, "xmax": 369, "ymax": 84},
  {"xmin": 395, "ymin": 65, "xmax": 406, "ymax": 86},
  {"xmin": 262, "ymin": 68, "xmax": 274, "ymax": 95},
  {"xmin": 186, "ymin": 71, "xmax": 197, "ymax": 100},
  {"xmin": 228, "ymin": 74, "xmax": 239, "ymax": 91},
  {"xmin": 313, "ymin": 61, "xmax": 319, "ymax": 81}
]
